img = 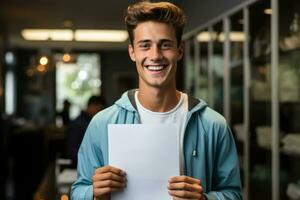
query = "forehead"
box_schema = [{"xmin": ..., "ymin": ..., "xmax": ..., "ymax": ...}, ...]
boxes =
[{"xmin": 133, "ymin": 21, "xmax": 176, "ymax": 43}]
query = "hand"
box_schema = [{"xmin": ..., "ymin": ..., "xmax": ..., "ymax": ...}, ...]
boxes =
[
  {"xmin": 168, "ymin": 175, "xmax": 204, "ymax": 200},
  {"xmin": 93, "ymin": 165, "xmax": 126, "ymax": 200}
]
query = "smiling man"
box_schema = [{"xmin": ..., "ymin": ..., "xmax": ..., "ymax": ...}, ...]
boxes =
[{"xmin": 71, "ymin": 1, "xmax": 242, "ymax": 200}]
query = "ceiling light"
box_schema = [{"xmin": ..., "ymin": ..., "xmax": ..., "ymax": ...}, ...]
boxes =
[
  {"xmin": 21, "ymin": 29, "xmax": 73, "ymax": 41},
  {"xmin": 21, "ymin": 29, "xmax": 128, "ymax": 42},
  {"xmin": 21, "ymin": 29, "xmax": 50, "ymax": 40},
  {"xmin": 39, "ymin": 56, "xmax": 48, "ymax": 65},
  {"xmin": 74, "ymin": 30, "xmax": 128, "ymax": 42},
  {"xmin": 63, "ymin": 53, "xmax": 72, "ymax": 62},
  {"xmin": 264, "ymin": 8, "xmax": 272, "ymax": 15},
  {"xmin": 49, "ymin": 30, "xmax": 73, "ymax": 41}
]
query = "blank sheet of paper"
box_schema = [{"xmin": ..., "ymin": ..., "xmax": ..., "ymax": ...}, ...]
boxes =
[{"xmin": 108, "ymin": 124, "xmax": 179, "ymax": 200}]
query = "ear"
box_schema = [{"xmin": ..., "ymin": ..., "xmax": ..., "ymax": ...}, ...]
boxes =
[
  {"xmin": 177, "ymin": 42, "xmax": 184, "ymax": 61},
  {"xmin": 128, "ymin": 44, "xmax": 136, "ymax": 62}
]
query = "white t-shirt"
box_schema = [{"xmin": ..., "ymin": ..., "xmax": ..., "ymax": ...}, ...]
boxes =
[{"xmin": 135, "ymin": 91, "xmax": 188, "ymax": 174}]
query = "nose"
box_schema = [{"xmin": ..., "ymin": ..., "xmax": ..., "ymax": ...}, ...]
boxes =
[{"xmin": 149, "ymin": 45, "xmax": 163, "ymax": 61}]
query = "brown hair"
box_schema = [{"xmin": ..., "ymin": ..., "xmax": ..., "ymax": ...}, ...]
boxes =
[{"xmin": 124, "ymin": 1, "xmax": 186, "ymax": 46}]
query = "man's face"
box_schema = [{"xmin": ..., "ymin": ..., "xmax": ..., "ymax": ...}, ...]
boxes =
[{"xmin": 128, "ymin": 21, "xmax": 183, "ymax": 89}]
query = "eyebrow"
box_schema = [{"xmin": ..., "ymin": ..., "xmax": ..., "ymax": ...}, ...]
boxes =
[
  {"xmin": 136, "ymin": 39, "xmax": 175, "ymax": 44},
  {"xmin": 137, "ymin": 40, "xmax": 151, "ymax": 44}
]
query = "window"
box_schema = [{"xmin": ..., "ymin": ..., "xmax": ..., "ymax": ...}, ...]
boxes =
[{"xmin": 56, "ymin": 53, "xmax": 101, "ymax": 119}]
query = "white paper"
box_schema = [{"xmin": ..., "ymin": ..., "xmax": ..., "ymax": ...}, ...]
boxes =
[{"xmin": 108, "ymin": 124, "xmax": 179, "ymax": 200}]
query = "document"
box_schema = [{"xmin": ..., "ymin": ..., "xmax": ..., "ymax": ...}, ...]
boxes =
[{"xmin": 108, "ymin": 124, "xmax": 179, "ymax": 200}]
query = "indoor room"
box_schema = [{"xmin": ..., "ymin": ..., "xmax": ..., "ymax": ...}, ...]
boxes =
[{"xmin": 0, "ymin": 0, "xmax": 299, "ymax": 200}]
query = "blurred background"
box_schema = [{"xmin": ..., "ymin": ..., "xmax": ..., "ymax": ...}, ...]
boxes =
[{"xmin": 0, "ymin": 0, "xmax": 300, "ymax": 200}]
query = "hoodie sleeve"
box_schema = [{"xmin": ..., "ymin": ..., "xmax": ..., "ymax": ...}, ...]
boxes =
[
  {"xmin": 205, "ymin": 125, "xmax": 243, "ymax": 200},
  {"xmin": 71, "ymin": 117, "xmax": 104, "ymax": 200}
]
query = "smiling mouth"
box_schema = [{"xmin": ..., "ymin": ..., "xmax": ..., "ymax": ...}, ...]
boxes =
[{"xmin": 144, "ymin": 65, "xmax": 167, "ymax": 71}]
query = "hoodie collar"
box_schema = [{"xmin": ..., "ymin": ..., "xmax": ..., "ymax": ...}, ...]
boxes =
[{"xmin": 114, "ymin": 89, "xmax": 138, "ymax": 112}]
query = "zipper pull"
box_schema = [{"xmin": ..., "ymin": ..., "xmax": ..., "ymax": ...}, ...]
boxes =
[{"xmin": 192, "ymin": 150, "xmax": 197, "ymax": 157}]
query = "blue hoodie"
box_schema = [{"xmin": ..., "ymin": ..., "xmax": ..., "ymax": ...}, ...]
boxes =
[{"xmin": 71, "ymin": 90, "xmax": 242, "ymax": 200}]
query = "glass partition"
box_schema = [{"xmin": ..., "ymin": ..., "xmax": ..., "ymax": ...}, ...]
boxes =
[
  {"xmin": 183, "ymin": 0, "xmax": 300, "ymax": 199},
  {"xmin": 230, "ymin": 11, "xmax": 244, "ymax": 129},
  {"xmin": 212, "ymin": 22, "xmax": 224, "ymax": 114},
  {"xmin": 184, "ymin": 38, "xmax": 196, "ymax": 95},
  {"xmin": 0, "ymin": 36, "xmax": 3, "ymax": 112},
  {"xmin": 279, "ymin": 0, "xmax": 300, "ymax": 199},
  {"xmin": 229, "ymin": 10, "xmax": 245, "ymax": 188},
  {"xmin": 249, "ymin": 0, "xmax": 272, "ymax": 199},
  {"xmin": 194, "ymin": 29, "xmax": 209, "ymax": 102}
]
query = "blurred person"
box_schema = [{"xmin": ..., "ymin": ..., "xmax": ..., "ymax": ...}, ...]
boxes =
[
  {"xmin": 66, "ymin": 95, "xmax": 106, "ymax": 165},
  {"xmin": 72, "ymin": 1, "xmax": 242, "ymax": 200},
  {"xmin": 57, "ymin": 99, "xmax": 71, "ymax": 126}
]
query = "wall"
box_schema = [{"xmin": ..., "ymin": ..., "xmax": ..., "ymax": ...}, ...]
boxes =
[{"xmin": 178, "ymin": 0, "xmax": 251, "ymax": 34}]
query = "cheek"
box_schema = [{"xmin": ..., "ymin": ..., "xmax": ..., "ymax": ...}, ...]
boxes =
[
  {"xmin": 168, "ymin": 54, "xmax": 180, "ymax": 63},
  {"xmin": 136, "ymin": 54, "xmax": 147, "ymax": 66}
]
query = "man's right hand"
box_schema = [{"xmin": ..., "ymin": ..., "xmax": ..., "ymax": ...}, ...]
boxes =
[{"xmin": 93, "ymin": 165, "xmax": 126, "ymax": 200}]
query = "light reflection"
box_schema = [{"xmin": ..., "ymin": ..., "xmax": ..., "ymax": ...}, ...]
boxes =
[
  {"xmin": 26, "ymin": 68, "xmax": 35, "ymax": 77},
  {"xmin": 264, "ymin": 8, "xmax": 272, "ymax": 15},
  {"xmin": 78, "ymin": 70, "xmax": 88, "ymax": 80},
  {"xmin": 196, "ymin": 32, "xmax": 218, "ymax": 42},
  {"xmin": 5, "ymin": 52, "xmax": 15, "ymax": 65},
  {"xmin": 37, "ymin": 65, "xmax": 46, "ymax": 73},
  {"xmin": 89, "ymin": 79, "xmax": 101, "ymax": 87},
  {"xmin": 71, "ymin": 81, "xmax": 81, "ymax": 90},
  {"xmin": 61, "ymin": 194, "xmax": 69, "ymax": 200},
  {"xmin": 196, "ymin": 31, "xmax": 245, "ymax": 42}
]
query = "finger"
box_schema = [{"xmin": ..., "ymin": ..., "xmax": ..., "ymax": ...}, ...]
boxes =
[
  {"xmin": 95, "ymin": 165, "xmax": 126, "ymax": 175},
  {"xmin": 168, "ymin": 189, "xmax": 201, "ymax": 199},
  {"xmin": 169, "ymin": 176, "xmax": 201, "ymax": 185},
  {"xmin": 94, "ymin": 179, "xmax": 126, "ymax": 189},
  {"xmin": 93, "ymin": 172, "xmax": 126, "ymax": 182},
  {"xmin": 173, "ymin": 198, "xmax": 199, "ymax": 200},
  {"xmin": 168, "ymin": 182, "xmax": 202, "ymax": 192},
  {"xmin": 94, "ymin": 194, "xmax": 110, "ymax": 200},
  {"xmin": 94, "ymin": 187, "xmax": 123, "ymax": 197}
]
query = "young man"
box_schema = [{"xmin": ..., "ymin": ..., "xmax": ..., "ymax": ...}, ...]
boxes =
[{"xmin": 71, "ymin": 1, "xmax": 242, "ymax": 200}]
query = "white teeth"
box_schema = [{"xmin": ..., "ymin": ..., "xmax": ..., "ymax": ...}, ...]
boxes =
[{"xmin": 147, "ymin": 65, "xmax": 164, "ymax": 71}]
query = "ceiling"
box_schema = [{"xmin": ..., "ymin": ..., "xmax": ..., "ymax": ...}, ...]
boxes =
[{"xmin": 0, "ymin": 0, "xmax": 180, "ymax": 50}]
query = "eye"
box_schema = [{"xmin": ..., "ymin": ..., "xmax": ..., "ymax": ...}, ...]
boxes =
[
  {"xmin": 138, "ymin": 42, "xmax": 150, "ymax": 50},
  {"xmin": 161, "ymin": 42, "xmax": 173, "ymax": 50}
]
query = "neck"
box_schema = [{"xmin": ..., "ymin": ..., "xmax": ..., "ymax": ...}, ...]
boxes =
[{"xmin": 137, "ymin": 84, "xmax": 181, "ymax": 112}]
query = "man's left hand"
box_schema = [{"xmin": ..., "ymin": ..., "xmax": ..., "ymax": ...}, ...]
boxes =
[{"xmin": 168, "ymin": 175, "xmax": 204, "ymax": 200}]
